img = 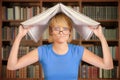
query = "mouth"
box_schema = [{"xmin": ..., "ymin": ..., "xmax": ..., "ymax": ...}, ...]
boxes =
[{"xmin": 57, "ymin": 35, "xmax": 67, "ymax": 37}]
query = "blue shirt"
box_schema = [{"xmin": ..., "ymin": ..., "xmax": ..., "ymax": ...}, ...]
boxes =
[{"xmin": 38, "ymin": 44, "xmax": 84, "ymax": 80}]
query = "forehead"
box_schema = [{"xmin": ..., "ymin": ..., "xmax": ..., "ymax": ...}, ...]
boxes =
[
  {"xmin": 53, "ymin": 19, "xmax": 69, "ymax": 28},
  {"xmin": 54, "ymin": 23, "xmax": 68, "ymax": 28}
]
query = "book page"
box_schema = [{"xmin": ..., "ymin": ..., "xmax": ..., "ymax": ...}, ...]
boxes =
[{"xmin": 21, "ymin": 3, "xmax": 100, "ymax": 42}]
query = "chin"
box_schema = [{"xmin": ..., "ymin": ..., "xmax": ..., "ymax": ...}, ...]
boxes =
[
  {"xmin": 54, "ymin": 37, "xmax": 69, "ymax": 43},
  {"xmin": 56, "ymin": 40, "xmax": 68, "ymax": 43}
]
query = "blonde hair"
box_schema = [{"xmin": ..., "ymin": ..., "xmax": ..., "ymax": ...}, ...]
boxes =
[{"xmin": 48, "ymin": 13, "xmax": 73, "ymax": 43}]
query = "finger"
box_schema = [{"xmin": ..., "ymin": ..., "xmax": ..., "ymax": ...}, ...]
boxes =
[{"xmin": 89, "ymin": 26, "xmax": 99, "ymax": 31}]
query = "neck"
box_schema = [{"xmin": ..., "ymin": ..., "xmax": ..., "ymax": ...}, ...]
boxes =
[{"xmin": 53, "ymin": 42, "xmax": 68, "ymax": 55}]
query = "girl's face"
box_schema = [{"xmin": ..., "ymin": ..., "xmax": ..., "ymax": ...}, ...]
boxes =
[
  {"xmin": 49, "ymin": 13, "xmax": 72, "ymax": 43},
  {"xmin": 51, "ymin": 24, "xmax": 70, "ymax": 43}
]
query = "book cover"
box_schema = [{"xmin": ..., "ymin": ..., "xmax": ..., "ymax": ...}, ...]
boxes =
[{"xmin": 21, "ymin": 3, "xmax": 100, "ymax": 42}]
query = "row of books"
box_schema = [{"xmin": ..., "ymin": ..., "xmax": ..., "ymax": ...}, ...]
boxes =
[
  {"xmin": 1, "ymin": 26, "xmax": 79, "ymax": 40},
  {"xmin": 2, "ymin": 64, "xmax": 120, "ymax": 79},
  {"xmin": 83, "ymin": 6, "xmax": 118, "ymax": 20},
  {"xmin": 87, "ymin": 46, "xmax": 119, "ymax": 60},
  {"xmin": 2, "ymin": 6, "xmax": 40, "ymax": 20},
  {"xmin": 2, "ymin": 26, "xmax": 31, "ymax": 40},
  {"xmin": 2, "ymin": 22, "xmax": 118, "ymax": 41},
  {"xmin": 2, "ymin": 45, "xmax": 119, "ymax": 60},
  {"xmin": 2, "ymin": 5, "xmax": 79, "ymax": 21},
  {"xmin": 80, "ymin": 64, "xmax": 119, "ymax": 78},
  {"xmin": 2, "ymin": 65, "xmax": 40, "ymax": 78},
  {"xmin": 2, "ymin": 5, "xmax": 118, "ymax": 21},
  {"xmin": 2, "ymin": 63, "xmax": 119, "ymax": 79},
  {"xmin": 91, "ymin": 27, "xmax": 118, "ymax": 40},
  {"xmin": 2, "ymin": 26, "xmax": 118, "ymax": 41},
  {"xmin": 2, "ymin": 64, "xmax": 119, "ymax": 79},
  {"xmin": 2, "ymin": 46, "xmax": 36, "ymax": 60},
  {"xmin": 2, "ymin": 5, "xmax": 80, "ymax": 21},
  {"xmin": 42, "ymin": 5, "xmax": 118, "ymax": 20}
]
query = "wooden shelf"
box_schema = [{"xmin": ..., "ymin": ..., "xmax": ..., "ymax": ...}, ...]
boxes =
[
  {"xmin": 82, "ymin": 40, "xmax": 118, "ymax": 43},
  {"xmin": 82, "ymin": 1, "xmax": 118, "ymax": 6},
  {"xmin": 97, "ymin": 20, "xmax": 118, "ymax": 23},
  {"xmin": 1, "ymin": 78, "xmax": 120, "ymax": 80},
  {"xmin": 2, "ymin": 0, "xmax": 41, "ymax": 3},
  {"xmin": 82, "ymin": 0, "xmax": 118, "ymax": 2},
  {"xmin": 82, "ymin": 40, "xmax": 118, "ymax": 46},
  {"xmin": 0, "ymin": 0, "xmax": 120, "ymax": 79},
  {"xmin": 42, "ymin": 0, "xmax": 79, "ymax": 2},
  {"xmin": 2, "ymin": 39, "xmax": 41, "ymax": 47},
  {"xmin": 2, "ymin": 60, "xmax": 40, "ymax": 65},
  {"xmin": 2, "ymin": 78, "xmax": 43, "ymax": 80},
  {"xmin": 2, "ymin": 39, "xmax": 80, "ymax": 46},
  {"xmin": 79, "ymin": 78, "xmax": 120, "ymax": 80},
  {"xmin": 2, "ymin": 20, "xmax": 23, "ymax": 22},
  {"xmin": 20, "ymin": 40, "xmax": 41, "ymax": 46},
  {"xmin": 2, "ymin": 39, "xmax": 119, "ymax": 46},
  {"xmin": 81, "ymin": 60, "xmax": 119, "ymax": 66}
]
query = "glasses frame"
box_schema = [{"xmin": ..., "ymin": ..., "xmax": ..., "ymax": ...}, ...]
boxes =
[{"xmin": 52, "ymin": 27, "xmax": 70, "ymax": 35}]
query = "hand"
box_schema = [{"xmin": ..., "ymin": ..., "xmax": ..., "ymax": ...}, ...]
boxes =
[
  {"xmin": 90, "ymin": 25, "xmax": 104, "ymax": 39},
  {"xmin": 17, "ymin": 25, "xmax": 31, "ymax": 38}
]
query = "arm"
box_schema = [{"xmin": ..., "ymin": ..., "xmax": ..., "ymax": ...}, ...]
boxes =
[
  {"xmin": 82, "ymin": 25, "xmax": 113, "ymax": 70},
  {"xmin": 7, "ymin": 26, "xmax": 39, "ymax": 70}
]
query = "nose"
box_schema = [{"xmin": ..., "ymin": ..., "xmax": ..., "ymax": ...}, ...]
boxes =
[
  {"xmin": 58, "ymin": 27, "xmax": 64, "ymax": 34},
  {"xmin": 59, "ymin": 31, "xmax": 64, "ymax": 34}
]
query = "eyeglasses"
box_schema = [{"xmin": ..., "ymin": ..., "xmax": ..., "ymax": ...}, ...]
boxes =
[{"xmin": 52, "ymin": 27, "xmax": 70, "ymax": 35}]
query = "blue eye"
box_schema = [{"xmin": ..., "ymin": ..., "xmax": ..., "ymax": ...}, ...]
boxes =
[
  {"xmin": 63, "ymin": 27, "xmax": 69, "ymax": 31},
  {"xmin": 53, "ymin": 27, "xmax": 60, "ymax": 31},
  {"xmin": 52, "ymin": 26, "xmax": 70, "ymax": 35},
  {"xmin": 52, "ymin": 27, "xmax": 69, "ymax": 31}
]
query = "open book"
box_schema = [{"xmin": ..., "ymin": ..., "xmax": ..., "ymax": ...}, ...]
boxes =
[{"xmin": 21, "ymin": 3, "xmax": 100, "ymax": 42}]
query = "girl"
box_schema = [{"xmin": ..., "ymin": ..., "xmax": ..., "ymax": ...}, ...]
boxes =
[{"xmin": 7, "ymin": 13, "xmax": 113, "ymax": 80}]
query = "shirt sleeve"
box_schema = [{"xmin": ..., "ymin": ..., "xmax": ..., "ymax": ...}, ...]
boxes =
[
  {"xmin": 38, "ymin": 45, "xmax": 48, "ymax": 63},
  {"xmin": 72, "ymin": 45, "xmax": 84, "ymax": 63},
  {"xmin": 38, "ymin": 45, "xmax": 51, "ymax": 63},
  {"xmin": 77, "ymin": 46, "xmax": 84, "ymax": 61},
  {"xmin": 38, "ymin": 46, "xmax": 43, "ymax": 63}
]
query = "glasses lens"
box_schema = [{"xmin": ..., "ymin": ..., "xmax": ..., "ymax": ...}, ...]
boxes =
[{"xmin": 52, "ymin": 27, "xmax": 69, "ymax": 35}]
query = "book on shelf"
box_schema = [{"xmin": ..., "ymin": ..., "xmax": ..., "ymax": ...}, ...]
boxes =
[
  {"xmin": 2, "ymin": 65, "xmax": 40, "ymax": 78},
  {"xmin": 2, "ymin": 6, "xmax": 40, "ymax": 20},
  {"xmin": 79, "ymin": 64, "xmax": 119, "ymax": 78},
  {"xmin": 83, "ymin": 6, "xmax": 118, "ymax": 20},
  {"xmin": 20, "ymin": 3, "xmax": 100, "ymax": 42}
]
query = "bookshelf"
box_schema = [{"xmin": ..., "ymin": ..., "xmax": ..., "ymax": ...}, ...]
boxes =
[
  {"xmin": 0, "ymin": 0, "xmax": 120, "ymax": 80},
  {"xmin": 0, "ymin": 0, "xmax": 2, "ymax": 79}
]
